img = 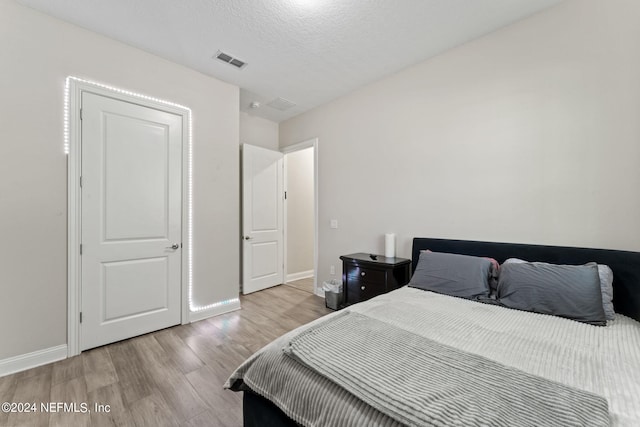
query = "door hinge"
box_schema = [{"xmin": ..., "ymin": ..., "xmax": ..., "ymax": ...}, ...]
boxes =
[
  {"xmin": 79, "ymin": 312, "xmax": 83, "ymax": 323},
  {"xmin": 79, "ymin": 176, "xmax": 83, "ymax": 187},
  {"xmin": 80, "ymin": 244, "xmax": 83, "ymax": 255},
  {"xmin": 80, "ymin": 108, "xmax": 83, "ymax": 120},
  {"xmin": 284, "ymin": 191, "xmax": 287, "ymax": 200}
]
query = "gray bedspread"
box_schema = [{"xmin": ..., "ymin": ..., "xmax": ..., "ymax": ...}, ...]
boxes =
[
  {"xmin": 285, "ymin": 311, "xmax": 609, "ymax": 427},
  {"xmin": 226, "ymin": 287, "xmax": 640, "ymax": 426}
]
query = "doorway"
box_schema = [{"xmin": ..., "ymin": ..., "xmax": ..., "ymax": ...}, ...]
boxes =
[
  {"xmin": 240, "ymin": 139, "xmax": 319, "ymax": 296},
  {"xmin": 283, "ymin": 139, "xmax": 319, "ymax": 295},
  {"xmin": 67, "ymin": 78, "xmax": 191, "ymax": 356}
]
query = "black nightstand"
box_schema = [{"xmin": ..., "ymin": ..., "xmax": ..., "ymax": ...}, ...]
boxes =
[{"xmin": 340, "ymin": 253, "xmax": 411, "ymax": 306}]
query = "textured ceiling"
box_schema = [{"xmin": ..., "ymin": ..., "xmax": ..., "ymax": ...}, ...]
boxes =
[{"xmin": 16, "ymin": 0, "xmax": 563, "ymax": 122}]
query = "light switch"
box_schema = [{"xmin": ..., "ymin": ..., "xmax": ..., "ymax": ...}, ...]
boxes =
[{"xmin": 330, "ymin": 219, "xmax": 338, "ymax": 229}]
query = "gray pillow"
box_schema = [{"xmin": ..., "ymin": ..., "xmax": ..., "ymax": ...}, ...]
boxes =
[
  {"xmin": 409, "ymin": 251, "xmax": 492, "ymax": 299},
  {"xmin": 504, "ymin": 258, "xmax": 615, "ymax": 320},
  {"xmin": 597, "ymin": 264, "xmax": 615, "ymax": 321},
  {"xmin": 497, "ymin": 262, "xmax": 606, "ymax": 326}
]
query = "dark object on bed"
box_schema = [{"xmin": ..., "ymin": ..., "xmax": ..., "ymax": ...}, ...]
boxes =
[
  {"xmin": 498, "ymin": 261, "xmax": 606, "ymax": 325},
  {"xmin": 243, "ymin": 238, "xmax": 640, "ymax": 426},
  {"xmin": 412, "ymin": 238, "xmax": 640, "ymax": 322},
  {"xmin": 409, "ymin": 251, "xmax": 493, "ymax": 299}
]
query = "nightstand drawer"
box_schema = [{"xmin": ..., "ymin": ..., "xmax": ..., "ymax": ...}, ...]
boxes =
[
  {"xmin": 347, "ymin": 279, "xmax": 385, "ymax": 303},
  {"xmin": 347, "ymin": 267, "xmax": 386, "ymax": 285}
]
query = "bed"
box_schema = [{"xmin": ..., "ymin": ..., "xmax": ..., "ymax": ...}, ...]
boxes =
[{"xmin": 226, "ymin": 238, "xmax": 640, "ymax": 426}]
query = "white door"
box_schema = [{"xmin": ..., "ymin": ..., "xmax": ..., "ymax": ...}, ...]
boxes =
[
  {"xmin": 242, "ymin": 144, "xmax": 284, "ymax": 294},
  {"xmin": 81, "ymin": 92, "xmax": 183, "ymax": 351}
]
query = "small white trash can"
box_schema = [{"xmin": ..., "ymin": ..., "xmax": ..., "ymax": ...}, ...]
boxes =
[{"xmin": 323, "ymin": 279, "xmax": 343, "ymax": 310}]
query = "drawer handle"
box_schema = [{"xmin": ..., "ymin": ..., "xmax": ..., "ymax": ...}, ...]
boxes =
[
  {"xmin": 360, "ymin": 271, "xmax": 366, "ymax": 277},
  {"xmin": 361, "ymin": 285, "xmax": 366, "ymax": 290}
]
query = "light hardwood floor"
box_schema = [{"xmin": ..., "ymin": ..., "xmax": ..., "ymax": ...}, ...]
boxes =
[
  {"xmin": 283, "ymin": 277, "xmax": 315, "ymax": 295},
  {"xmin": 0, "ymin": 285, "xmax": 331, "ymax": 427}
]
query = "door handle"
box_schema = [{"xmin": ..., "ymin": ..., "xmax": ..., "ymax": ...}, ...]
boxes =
[
  {"xmin": 243, "ymin": 236, "xmax": 253, "ymax": 240},
  {"xmin": 166, "ymin": 244, "xmax": 180, "ymax": 250}
]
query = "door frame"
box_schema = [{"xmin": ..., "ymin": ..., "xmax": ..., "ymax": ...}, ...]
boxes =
[
  {"xmin": 281, "ymin": 138, "xmax": 320, "ymax": 295},
  {"xmin": 66, "ymin": 77, "xmax": 192, "ymax": 357}
]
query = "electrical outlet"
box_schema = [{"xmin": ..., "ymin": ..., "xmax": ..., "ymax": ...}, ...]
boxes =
[{"xmin": 330, "ymin": 265, "xmax": 335, "ymax": 275}]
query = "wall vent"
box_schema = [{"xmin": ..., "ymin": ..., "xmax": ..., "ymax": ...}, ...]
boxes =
[
  {"xmin": 214, "ymin": 50, "xmax": 247, "ymax": 69},
  {"xmin": 267, "ymin": 97, "xmax": 296, "ymax": 111}
]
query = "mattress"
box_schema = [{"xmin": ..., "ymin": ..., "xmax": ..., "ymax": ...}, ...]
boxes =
[{"xmin": 226, "ymin": 287, "xmax": 640, "ymax": 426}]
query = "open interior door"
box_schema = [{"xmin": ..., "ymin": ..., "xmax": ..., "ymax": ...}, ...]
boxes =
[{"xmin": 242, "ymin": 144, "xmax": 284, "ymax": 294}]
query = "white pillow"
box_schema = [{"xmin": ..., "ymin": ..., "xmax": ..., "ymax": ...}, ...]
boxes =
[{"xmin": 503, "ymin": 258, "xmax": 615, "ymax": 321}]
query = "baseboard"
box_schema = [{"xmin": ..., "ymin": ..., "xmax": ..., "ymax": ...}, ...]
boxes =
[
  {"xmin": 286, "ymin": 270, "xmax": 314, "ymax": 282},
  {"xmin": 189, "ymin": 299, "xmax": 241, "ymax": 322},
  {"xmin": 0, "ymin": 344, "xmax": 67, "ymax": 377}
]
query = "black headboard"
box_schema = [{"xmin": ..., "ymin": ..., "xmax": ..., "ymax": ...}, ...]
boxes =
[{"xmin": 412, "ymin": 238, "xmax": 640, "ymax": 322}]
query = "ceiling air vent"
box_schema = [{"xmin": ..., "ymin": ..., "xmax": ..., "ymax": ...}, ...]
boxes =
[
  {"xmin": 214, "ymin": 50, "xmax": 247, "ymax": 69},
  {"xmin": 267, "ymin": 97, "xmax": 296, "ymax": 111}
]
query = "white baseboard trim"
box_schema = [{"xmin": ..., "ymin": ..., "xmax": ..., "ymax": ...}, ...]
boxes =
[
  {"xmin": 286, "ymin": 270, "xmax": 314, "ymax": 283},
  {"xmin": 189, "ymin": 299, "xmax": 241, "ymax": 323},
  {"xmin": 0, "ymin": 344, "xmax": 67, "ymax": 377}
]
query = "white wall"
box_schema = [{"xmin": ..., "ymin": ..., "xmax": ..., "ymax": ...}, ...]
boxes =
[
  {"xmin": 285, "ymin": 148, "xmax": 315, "ymax": 276},
  {"xmin": 280, "ymin": 0, "xmax": 640, "ymax": 285},
  {"xmin": 0, "ymin": 0, "xmax": 239, "ymax": 361},
  {"xmin": 240, "ymin": 111, "xmax": 279, "ymax": 150}
]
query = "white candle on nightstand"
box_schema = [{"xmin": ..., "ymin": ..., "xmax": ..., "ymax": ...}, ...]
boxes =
[{"xmin": 385, "ymin": 233, "xmax": 396, "ymax": 258}]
